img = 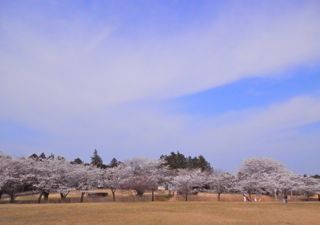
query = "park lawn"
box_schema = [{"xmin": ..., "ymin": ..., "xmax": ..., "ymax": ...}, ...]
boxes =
[
  {"xmin": 0, "ymin": 202, "xmax": 319, "ymax": 225},
  {"xmin": 3, "ymin": 191, "xmax": 277, "ymax": 203}
]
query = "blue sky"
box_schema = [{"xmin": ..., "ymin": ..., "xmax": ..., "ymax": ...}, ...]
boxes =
[
  {"xmin": 1, "ymin": 0, "xmax": 320, "ymax": 174},
  {"xmin": 173, "ymin": 65, "xmax": 320, "ymax": 115}
]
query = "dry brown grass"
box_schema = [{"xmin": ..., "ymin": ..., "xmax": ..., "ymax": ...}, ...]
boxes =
[
  {"xmin": 1, "ymin": 190, "xmax": 314, "ymax": 204},
  {"xmin": 175, "ymin": 192, "xmax": 276, "ymax": 202},
  {"xmin": 0, "ymin": 189, "xmax": 318, "ymax": 203},
  {"xmin": 0, "ymin": 201, "xmax": 319, "ymax": 225},
  {"xmin": 1, "ymin": 190, "xmax": 172, "ymax": 203}
]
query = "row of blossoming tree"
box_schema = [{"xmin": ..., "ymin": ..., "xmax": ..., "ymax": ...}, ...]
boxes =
[{"xmin": 0, "ymin": 153, "xmax": 319, "ymax": 203}]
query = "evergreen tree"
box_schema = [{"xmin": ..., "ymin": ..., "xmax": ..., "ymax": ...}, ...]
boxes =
[
  {"xmin": 90, "ymin": 149, "xmax": 103, "ymax": 168},
  {"xmin": 47, "ymin": 153, "xmax": 55, "ymax": 159},
  {"xmin": 29, "ymin": 153, "xmax": 38, "ymax": 159},
  {"xmin": 197, "ymin": 155, "xmax": 212, "ymax": 172},
  {"xmin": 109, "ymin": 158, "xmax": 119, "ymax": 167},
  {"xmin": 72, "ymin": 158, "xmax": 83, "ymax": 165},
  {"xmin": 311, "ymin": 174, "xmax": 320, "ymax": 179},
  {"xmin": 39, "ymin": 152, "xmax": 46, "ymax": 159},
  {"xmin": 160, "ymin": 151, "xmax": 187, "ymax": 170},
  {"xmin": 160, "ymin": 151, "xmax": 212, "ymax": 171}
]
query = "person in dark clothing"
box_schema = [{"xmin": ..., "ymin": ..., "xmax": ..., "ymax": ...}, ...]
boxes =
[{"xmin": 283, "ymin": 194, "xmax": 288, "ymax": 204}]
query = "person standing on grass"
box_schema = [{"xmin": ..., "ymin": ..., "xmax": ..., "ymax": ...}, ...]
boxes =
[
  {"xmin": 243, "ymin": 194, "xmax": 247, "ymax": 202},
  {"xmin": 283, "ymin": 194, "xmax": 288, "ymax": 204}
]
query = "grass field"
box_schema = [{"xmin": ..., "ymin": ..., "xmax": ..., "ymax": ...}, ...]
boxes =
[
  {"xmin": 0, "ymin": 202, "xmax": 319, "ymax": 225},
  {"xmin": 0, "ymin": 190, "xmax": 285, "ymax": 203}
]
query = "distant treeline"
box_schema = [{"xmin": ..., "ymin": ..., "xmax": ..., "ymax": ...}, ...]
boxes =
[
  {"xmin": 29, "ymin": 150, "xmax": 212, "ymax": 172},
  {"xmin": 1, "ymin": 150, "xmax": 319, "ymax": 204}
]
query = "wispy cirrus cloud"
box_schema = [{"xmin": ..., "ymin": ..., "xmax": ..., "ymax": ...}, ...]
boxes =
[
  {"xmin": 1, "ymin": 1, "xmax": 320, "ymax": 121},
  {"xmin": 0, "ymin": 0, "xmax": 320, "ymax": 173}
]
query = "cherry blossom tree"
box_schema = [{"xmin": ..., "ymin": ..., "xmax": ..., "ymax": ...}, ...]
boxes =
[
  {"xmin": 32, "ymin": 158, "xmax": 69, "ymax": 203},
  {"xmin": 0, "ymin": 154, "xmax": 10, "ymax": 199},
  {"xmin": 296, "ymin": 176, "xmax": 320, "ymax": 200},
  {"xmin": 0, "ymin": 156, "xmax": 36, "ymax": 203},
  {"xmin": 121, "ymin": 158, "xmax": 163, "ymax": 197},
  {"xmin": 103, "ymin": 165, "xmax": 129, "ymax": 201},
  {"xmin": 30, "ymin": 157, "xmax": 99, "ymax": 203},
  {"xmin": 208, "ymin": 170, "xmax": 236, "ymax": 201},
  {"xmin": 145, "ymin": 163, "xmax": 172, "ymax": 201},
  {"xmin": 269, "ymin": 172, "xmax": 301, "ymax": 200},
  {"xmin": 2, "ymin": 152, "xmax": 317, "ymax": 205},
  {"xmin": 237, "ymin": 158, "xmax": 290, "ymax": 200},
  {"xmin": 172, "ymin": 169, "xmax": 207, "ymax": 201},
  {"xmin": 72, "ymin": 165, "xmax": 103, "ymax": 202}
]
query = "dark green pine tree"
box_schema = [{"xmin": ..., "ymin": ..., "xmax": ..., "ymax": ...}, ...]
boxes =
[
  {"xmin": 160, "ymin": 151, "xmax": 187, "ymax": 170},
  {"xmin": 160, "ymin": 151, "xmax": 212, "ymax": 171},
  {"xmin": 91, "ymin": 149, "xmax": 103, "ymax": 168},
  {"xmin": 39, "ymin": 152, "xmax": 46, "ymax": 159},
  {"xmin": 109, "ymin": 158, "xmax": 119, "ymax": 167},
  {"xmin": 197, "ymin": 155, "xmax": 212, "ymax": 172},
  {"xmin": 73, "ymin": 158, "xmax": 84, "ymax": 164}
]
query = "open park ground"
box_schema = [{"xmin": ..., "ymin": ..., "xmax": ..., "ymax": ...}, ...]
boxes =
[{"xmin": 1, "ymin": 201, "xmax": 320, "ymax": 225}]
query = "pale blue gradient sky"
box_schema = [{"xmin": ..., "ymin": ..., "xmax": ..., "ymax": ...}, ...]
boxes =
[{"xmin": 1, "ymin": 0, "xmax": 320, "ymax": 174}]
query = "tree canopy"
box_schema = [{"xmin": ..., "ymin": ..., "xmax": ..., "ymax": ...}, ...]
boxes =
[
  {"xmin": 160, "ymin": 151, "xmax": 212, "ymax": 171},
  {"xmin": 90, "ymin": 149, "xmax": 103, "ymax": 168}
]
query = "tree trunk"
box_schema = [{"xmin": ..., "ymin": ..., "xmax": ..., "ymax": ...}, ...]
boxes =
[
  {"xmin": 283, "ymin": 191, "xmax": 288, "ymax": 204},
  {"xmin": 43, "ymin": 192, "xmax": 49, "ymax": 201},
  {"xmin": 274, "ymin": 189, "xmax": 278, "ymax": 200},
  {"xmin": 151, "ymin": 190, "xmax": 154, "ymax": 202},
  {"xmin": 185, "ymin": 193, "xmax": 188, "ymax": 201},
  {"xmin": 60, "ymin": 192, "xmax": 69, "ymax": 200},
  {"xmin": 60, "ymin": 193, "xmax": 65, "ymax": 199},
  {"xmin": 0, "ymin": 191, "xmax": 2, "ymax": 200},
  {"xmin": 111, "ymin": 190, "xmax": 116, "ymax": 202},
  {"xmin": 318, "ymin": 194, "xmax": 320, "ymax": 201},
  {"xmin": 80, "ymin": 192, "xmax": 85, "ymax": 203},
  {"xmin": 9, "ymin": 193, "xmax": 15, "ymax": 203},
  {"xmin": 38, "ymin": 192, "xmax": 43, "ymax": 203},
  {"xmin": 249, "ymin": 193, "xmax": 252, "ymax": 201},
  {"xmin": 60, "ymin": 193, "xmax": 68, "ymax": 202},
  {"xmin": 217, "ymin": 193, "xmax": 221, "ymax": 201}
]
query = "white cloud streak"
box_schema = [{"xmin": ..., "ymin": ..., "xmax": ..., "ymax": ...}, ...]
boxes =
[
  {"xmin": 1, "ymin": 1, "xmax": 320, "ymax": 122},
  {"xmin": 0, "ymin": 1, "xmax": 320, "ymax": 172}
]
